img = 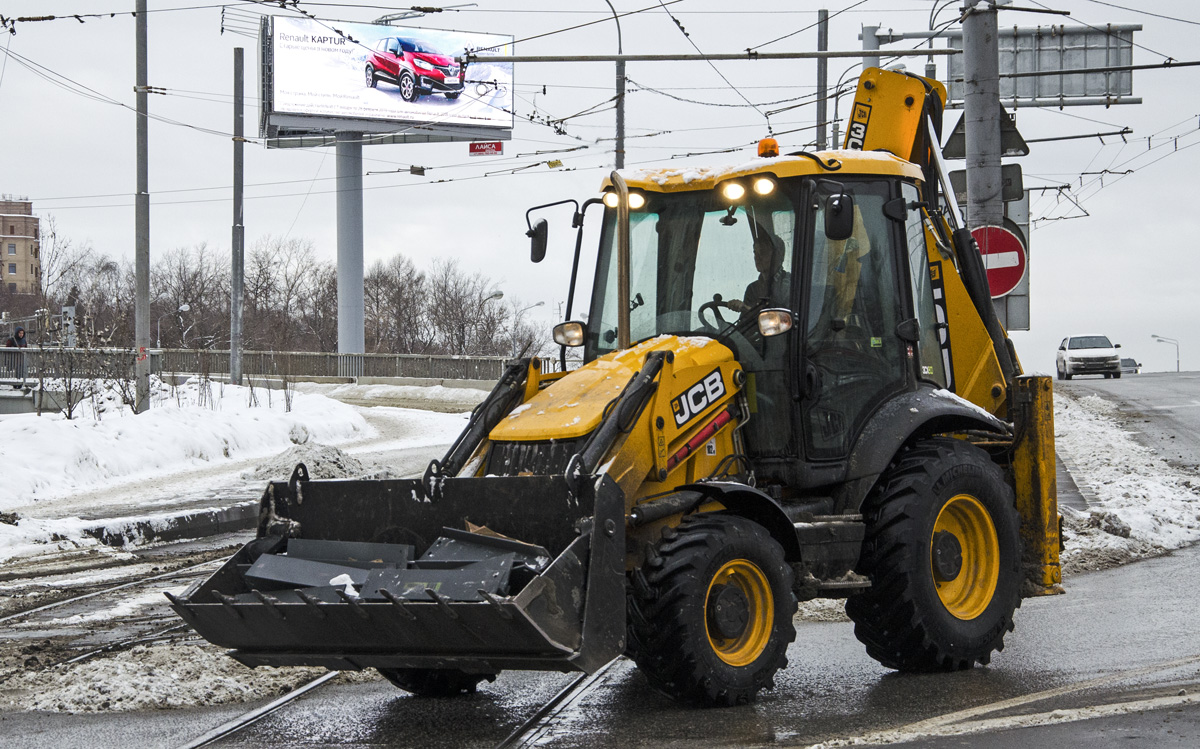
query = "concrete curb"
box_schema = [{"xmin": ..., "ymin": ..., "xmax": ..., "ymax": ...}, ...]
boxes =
[
  {"xmin": 1055, "ymin": 453, "xmax": 1096, "ymax": 511},
  {"xmin": 82, "ymin": 500, "xmax": 259, "ymax": 548}
]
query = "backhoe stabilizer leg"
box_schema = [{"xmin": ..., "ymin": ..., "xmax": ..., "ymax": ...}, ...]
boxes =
[{"xmin": 1012, "ymin": 375, "xmax": 1064, "ymax": 595}]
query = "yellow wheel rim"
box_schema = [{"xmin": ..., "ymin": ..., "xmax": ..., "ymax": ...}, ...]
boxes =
[
  {"xmin": 931, "ymin": 494, "xmax": 1000, "ymax": 620},
  {"xmin": 705, "ymin": 559, "xmax": 774, "ymax": 667}
]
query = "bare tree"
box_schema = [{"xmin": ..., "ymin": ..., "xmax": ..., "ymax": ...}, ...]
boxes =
[{"xmin": 38, "ymin": 215, "xmax": 98, "ymax": 307}]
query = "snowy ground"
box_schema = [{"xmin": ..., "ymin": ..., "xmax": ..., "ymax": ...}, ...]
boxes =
[
  {"xmin": 1054, "ymin": 388, "xmax": 1200, "ymax": 573},
  {"xmin": 0, "ymin": 377, "xmax": 469, "ymax": 565}
]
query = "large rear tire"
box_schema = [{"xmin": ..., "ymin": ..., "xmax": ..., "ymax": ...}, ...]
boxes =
[
  {"xmin": 846, "ymin": 437, "xmax": 1021, "ymax": 672},
  {"xmin": 628, "ymin": 514, "xmax": 796, "ymax": 706},
  {"xmin": 377, "ymin": 668, "xmax": 494, "ymax": 697}
]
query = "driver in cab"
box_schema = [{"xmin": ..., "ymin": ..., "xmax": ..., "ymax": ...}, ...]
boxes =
[{"xmin": 727, "ymin": 221, "xmax": 790, "ymax": 318}]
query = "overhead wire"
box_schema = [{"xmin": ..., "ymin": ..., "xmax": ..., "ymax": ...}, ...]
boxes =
[
  {"xmin": 747, "ymin": 0, "xmax": 868, "ymax": 53},
  {"xmin": 1077, "ymin": 0, "xmax": 1200, "ymax": 27},
  {"xmin": 1026, "ymin": 0, "xmax": 1176, "ymax": 61},
  {"xmin": 627, "ymin": 77, "xmax": 817, "ymax": 109},
  {"xmin": 651, "ymin": 0, "xmax": 771, "ymax": 131}
]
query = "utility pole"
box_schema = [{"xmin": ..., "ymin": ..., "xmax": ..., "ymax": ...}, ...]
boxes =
[
  {"xmin": 962, "ymin": 0, "xmax": 1004, "ymax": 230},
  {"xmin": 816, "ymin": 9, "xmax": 829, "ymax": 150},
  {"xmin": 231, "ymin": 47, "xmax": 245, "ymax": 386},
  {"xmin": 134, "ymin": 0, "xmax": 150, "ymax": 413},
  {"xmin": 603, "ymin": 1, "xmax": 625, "ymax": 169},
  {"xmin": 861, "ymin": 25, "xmax": 880, "ymax": 70}
]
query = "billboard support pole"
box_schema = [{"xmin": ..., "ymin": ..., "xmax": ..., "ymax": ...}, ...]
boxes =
[
  {"xmin": 134, "ymin": 0, "xmax": 150, "ymax": 413},
  {"xmin": 336, "ymin": 132, "xmax": 366, "ymax": 360},
  {"xmin": 231, "ymin": 47, "xmax": 245, "ymax": 386}
]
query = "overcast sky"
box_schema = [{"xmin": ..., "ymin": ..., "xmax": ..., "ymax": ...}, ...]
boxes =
[{"xmin": 2, "ymin": 0, "xmax": 1197, "ymax": 373}]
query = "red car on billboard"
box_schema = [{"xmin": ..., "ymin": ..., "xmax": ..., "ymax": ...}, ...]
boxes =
[{"xmin": 366, "ymin": 37, "xmax": 464, "ymax": 102}]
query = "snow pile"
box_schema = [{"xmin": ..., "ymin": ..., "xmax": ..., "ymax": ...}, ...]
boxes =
[
  {"xmin": 1055, "ymin": 391, "xmax": 1200, "ymax": 572},
  {"xmin": 1, "ymin": 640, "xmax": 327, "ymax": 713},
  {"xmin": 0, "ymin": 377, "xmax": 371, "ymax": 511},
  {"xmin": 242, "ymin": 443, "xmax": 371, "ymax": 482}
]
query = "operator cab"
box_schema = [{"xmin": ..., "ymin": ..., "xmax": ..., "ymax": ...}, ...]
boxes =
[{"xmin": 583, "ymin": 172, "xmax": 948, "ymax": 490}]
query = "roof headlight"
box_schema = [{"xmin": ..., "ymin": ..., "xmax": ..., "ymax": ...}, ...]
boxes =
[
  {"xmin": 753, "ymin": 177, "xmax": 776, "ymax": 196},
  {"xmin": 721, "ymin": 182, "xmax": 746, "ymax": 202},
  {"xmin": 627, "ymin": 192, "xmax": 646, "ymax": 209},
  {"xmin": 603, "ymin": 191, "xmax": 620, "ymax": 208}
]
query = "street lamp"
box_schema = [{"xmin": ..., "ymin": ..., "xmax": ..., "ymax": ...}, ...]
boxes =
[
  {"xmin": 157, "ymin": 303, "xmax": 190, "ymax": 348},
  {"xmin": 518, "ymin": 301, "xmax": 545, "ymax": 315},
  {"xmin": 1151, "ymin": 334, "xmax": 1180, "ymax": 373}
]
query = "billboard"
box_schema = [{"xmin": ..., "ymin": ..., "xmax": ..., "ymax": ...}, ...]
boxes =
[{"xmin": 261, "ymin": 16, "xmax": 514, "ymax": 145}]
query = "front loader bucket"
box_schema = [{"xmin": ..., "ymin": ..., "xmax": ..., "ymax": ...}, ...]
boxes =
[{"xmin": 168, "ymin": 473, "xmax": 626, "ymax": 675}]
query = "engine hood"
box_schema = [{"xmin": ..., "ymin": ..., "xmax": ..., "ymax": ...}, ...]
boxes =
[{"xmin": 489, "ymin": 335, "xmax": 734, "ymax": 442}]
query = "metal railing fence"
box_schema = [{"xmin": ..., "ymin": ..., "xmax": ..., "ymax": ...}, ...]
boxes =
[{"xmin": 1, "ymin": 347, "xmax": 566, "ymax": 383}]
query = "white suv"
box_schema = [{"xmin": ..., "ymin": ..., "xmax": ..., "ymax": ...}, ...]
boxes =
[{"xmin": 1057, "ymin": 335, "xmax": 1122, "ymax": 380}]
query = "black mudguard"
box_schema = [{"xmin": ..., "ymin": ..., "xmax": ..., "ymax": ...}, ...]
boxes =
[{"xmin": 835, "ymin": 386, "xmax": 1010, "ymax": 513}]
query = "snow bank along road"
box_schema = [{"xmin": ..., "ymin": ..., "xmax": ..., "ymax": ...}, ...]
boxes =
[
  {"xmin": 0, "ymin": 377, "xmax": 470, "ymax": 568},
  {"xmin": 1, "ymin": 376, "xmax": 1199, "ymax": 747}
]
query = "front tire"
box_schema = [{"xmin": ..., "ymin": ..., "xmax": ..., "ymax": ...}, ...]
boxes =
[
  {"xmin": 628, "ymin": 514, "xmax": 796, "ymax": 706},
  {"xmin": 398, "ymin": 70, "xmax": 418, "ymax": 102},
  {"xmin": 377, "ymin": 668, "xmax": 494, "ymax": 697},
  {"xmin": 365, "ymin": 64, "xmax": 377, "ymax": 88},
  {"xmin": 846, "ymin": 437, "xmax": 1021, "ymax": 672},
  {"xmin": 1113, "ymin": 371, "xmax": 1122, "ymax": 379}
]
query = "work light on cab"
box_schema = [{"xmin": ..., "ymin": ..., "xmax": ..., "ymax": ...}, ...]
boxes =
[
  {"xmin": 752, "ymin": 177, "xmax": 776, "ymax": 196},
  {"xmin": 721, "ymin": 182, "xmax": 746, "ymax": 201}
]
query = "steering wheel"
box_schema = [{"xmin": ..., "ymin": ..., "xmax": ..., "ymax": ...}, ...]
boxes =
[{"xmin": 698, "ymin": 294, "xmax": 735, "ymax": 331}]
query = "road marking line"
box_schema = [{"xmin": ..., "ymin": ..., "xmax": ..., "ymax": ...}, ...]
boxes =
[
  {"xmin": 804, "ymin": 654, "xmax": 1200, "ymax": 748},
  {"xmin": 1144, "ymin": 402, "xmax": 1200, "ymax": 410}
]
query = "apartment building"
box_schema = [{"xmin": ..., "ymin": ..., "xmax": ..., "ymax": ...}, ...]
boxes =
[{"xmin": 1, "ymin": 197, "xmax": 41, "ymax": 295}]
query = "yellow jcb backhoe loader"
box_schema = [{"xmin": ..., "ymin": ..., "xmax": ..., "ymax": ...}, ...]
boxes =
[{"xmin": 170, "ymin": 67, "xmax": 1062, "ymax": 706}]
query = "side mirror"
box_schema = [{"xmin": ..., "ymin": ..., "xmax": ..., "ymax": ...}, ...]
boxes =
[
  {"xmin": 824, "ymin": 193, "xmax": 855, "ymax": 241},
  {"xmin": 553, "ymin": 321, "xmax": 587, "ymax": 347},
  {"xmin": 527, "ymin": 218, "xmax": 548, "ymax": 263},
  {"xmin": 757, "ymin": 309, "xmax": 794, "ymax": 338},
  {"xmin": 1115, "ymin": 343, "xmax": 1122, "ymax": 349}
]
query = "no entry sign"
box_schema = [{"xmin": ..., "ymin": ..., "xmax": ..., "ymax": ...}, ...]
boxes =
[{"xmin": 971, "ymin": 225, "xmax": 1026, "ymax": 298}]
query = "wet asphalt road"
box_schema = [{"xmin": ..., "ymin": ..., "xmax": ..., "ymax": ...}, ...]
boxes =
[
  {"xmin": 1060, "ymin": 371, "xmax": 1200, "ymax": 472},
  {"xmin": 4, "ymin": 376, "xmax": 1199, "ymax": 747},
  {"xmin": 5, "ymin": 539, "xmax": 1182, "ymax": 749}
]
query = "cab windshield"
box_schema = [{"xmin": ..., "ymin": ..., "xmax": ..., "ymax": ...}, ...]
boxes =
[{"xmin": 585, "ymin": 183, "xmax": 797, "ymax": 359}]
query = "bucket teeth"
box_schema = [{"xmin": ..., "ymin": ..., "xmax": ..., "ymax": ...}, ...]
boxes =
[
  {"xmin": 380, "ymin": 589, "xmax": 417, "ymax": 620},
  {"xmin": 336, "ymin": 589, "xmax": 371, "ymax": 619},
  {"xmin": 425, "ymin": 588, "xmax": 459, "ymax": 619}
]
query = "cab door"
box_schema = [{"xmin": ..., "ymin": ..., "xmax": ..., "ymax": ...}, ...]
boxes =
[{"xmin": 799, "ymin": 179, "xmax": 908, "ymax": 461}]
